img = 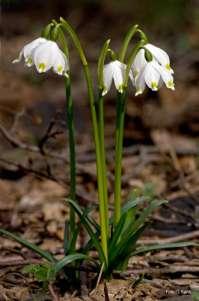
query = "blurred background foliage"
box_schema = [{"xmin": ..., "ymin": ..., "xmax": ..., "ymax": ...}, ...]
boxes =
[
  {"xmin": 1, "ymin": 0, "xmax": 199, "ymax": 56},
  {"xmin": 1, "ymin": 0, "xmax": 198, "ymax": 33},
  {"xmin": 0, "ymin": 1, "xmax": 198, "ymax": 73}
]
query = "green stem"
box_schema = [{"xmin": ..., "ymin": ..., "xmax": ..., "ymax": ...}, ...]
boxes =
[
  {"xmin": 65, "ymin": 76, "xmax": 76, "ymax": 234},
  {"xmin": 97, "ymin": 93, "xmax": 108, "ymax": 236},
  {"xmin": 84, "ymin": 66, "xmax": 108, "ymax": 264},
  {"xmin": 119, "ymin": 24, "xmax": 139, "ymax": 62},
  {"xmin": 114, "ymin": 91, "xmax": 127, "ymax": 225},
  {"xmin": 113, "ymin": 41, "xmax": 146, "ymax": 226},
  {"xmin": 60, "ymin": 18, "xmax": 108, "ymax": 265}
]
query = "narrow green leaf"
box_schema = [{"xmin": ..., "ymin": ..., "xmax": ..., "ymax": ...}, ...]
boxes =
[
  {"xmin": 0, "ymin": 229, "xmax": 55, "ymax": 262},
  {"xmin": 66, "ymin": 199, "xmax": 106, "ymax": 265},
  {"xmin": 109, "ymin": 213, "xmax": 126, "ymax": 254},
  {"xmin": 81, "ymin": 205, "xmax": 100, "ymax": 232},
  {"xmin": 132, "ymin": 241, "xmax": 198, "ymax": 256},
  {"xmin": 54, "ymin": 253, "xmax": 88, "ymax": 274},
  {"xmin": 83, "ymin": 228, "xmax": 100, "ymax": 251},
  {"xmin": 129, "ymin": 199, "xmax": 167, "ymax": 236},
  {"xmin": 121, "ymin": 196, "xmax": 145, "ymax": 215},
  {"xmin": 67, "ymin": 226, "xmax": 80, "ymax": 253},
  {"xmin": 64, "ymin": 220, "xmax": 69, "ymax": 255},
  {"xmin": 109, "ymin": 225, "xmax": 146, "ymax": 271}
]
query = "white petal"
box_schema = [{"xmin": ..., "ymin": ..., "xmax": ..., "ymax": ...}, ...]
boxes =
[
  {"xmin": 112, "ymin": 60, "xmax": 125, "ymax": 93},
  {"xmin": 155, "ymin": 64, "xmax": 175, "ymax": 90},
  {"xmin": 132, "ymin": 49, "xmax": 147, "ymax": 78},
  {"xmin": 145, "ymin": 43, "xmax": 172, "ymax": 72},
  {"xmin": 23, "ymin": 38, "xmax": 47, "ymax": 59},
  {"xmin": 13, "ymin": 37, "xmax": 47, "ymax": 66},
  {"xmin": 53, "ymin": 48, "xmax": 69, "ymax": 76},
  {"xmin": 144, "ymin": 62, "xmax": 160, "ymax": 91},
  {"xmin": 129, "ymin": 69, "xmax": 135, "ymax": 86},
  {"xmin": 135, "ymin": 69, "xmax": 146, "ymax": 95},
  {"xmin": 103, "ymin": 63, "xmax": 114, "ymax": 95},
  {"xmin": 33, "ymin": 41, "xmax": 55, "ymax": 73},
  {"xmin": 12, "ymin": 50, "xmax": 23, "ymax": 64}
]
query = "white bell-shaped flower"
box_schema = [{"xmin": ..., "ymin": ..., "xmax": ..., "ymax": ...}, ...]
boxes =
[
  {"xmin": 131, "ymin": 43, "xmax": 175, "ymax": 95},
  {"xmin": 103, "ymin": 60, "xmax": 133, "ymax": 95},
  {"xmin": 145, "ymin": 43, "xmax": 174, "ymax": 74},
  {"xmin": 13, "ymin": 37, "xmax": 47, "ymax": 67},
  {"xmin": 134, "ymin": 60, "xmax": 175, "ymax": 96},
  {"xmin": 132, "ymin": 43, "xmax": 174, "ymax": 78},
  {"xmin": 103, "ymin": 60, "xmax": 125, "ymax": 95},
  {"xmin": 13, "ymin": 38, "xmax": 69, "ymax": 77},
  {"xmin": 33, "ymin": 40, "xmax": 69, "ymax": 76}
]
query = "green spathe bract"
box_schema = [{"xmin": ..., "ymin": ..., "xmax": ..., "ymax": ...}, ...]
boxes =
[{"xmin": 0, "ymin": 18, "xmax": 193, "ymax": 288}]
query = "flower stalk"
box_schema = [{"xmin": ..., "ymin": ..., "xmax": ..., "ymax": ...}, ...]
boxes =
[
  {"xmin": 113, "ymin": 91, "xmax": 127, "ymax": 225},
  {"xmin": 97, "ymin": 91, "xmax": 108, "ymax": 237},
  {"xmin": 60, "ymin": 18, "xmax": 108, "ymax": 265},
  {"xmin": 65, "ymin": 75, "xmax": 76, "ymax": 234},
  {"xmin": 83, "ymin": 65, "xmax": 108, "ymax": 264}
]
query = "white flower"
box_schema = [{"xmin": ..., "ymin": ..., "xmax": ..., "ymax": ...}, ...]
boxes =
[
  {"xmin": 145, "ymin": 43, "xmax": 174, "ymax": 74},
  {"xmin": 13, "ymin": 38, "xmax": 69, "ymax": 77},
  {"xmin": 134, "ymin": 60, "xmax": 175, "ymax": 96},
  {"xmin": 13, "ymin": 37, "xmax": 47, "ymax": 67},
  {"xmin": 33, "ymin": 40, "xmax": 69, "ymax": 76},
  {"xmin": 131, "ymin": 43, "xmax": 175, "ymax": 95},
  {"xmin": 102, "ymin": 60, "xmax": 133, "ymax": 96},
  {"xmin": 132, "ymin": 48, "xmax": 147, "ymax": 79}
]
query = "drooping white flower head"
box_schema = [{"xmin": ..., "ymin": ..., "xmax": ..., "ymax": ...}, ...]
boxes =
[
  {"xmin": 102, "ymin": 60, "xmax": 126, "ymax": 95},
  {"xmin": 13, "ymin": 37, "xmax": 47, "ymax": 67},
  {"xmin": 13, "ymin": 38, "xmax": 69, "ymax": 77},
  {"xmin": 33, "ymin": 40, "xmax": 69, "ymax": 76},
  {"xmin": 102, "ymin": 60, "xmax": 134, "ymax": 96},
  {"xmin": 145, "ymin": 43, "xmax": 174, "ymax": 74},
  {"xmin": 131, "ymin": 43, "xmax": 175, "ymax": 95},
  {"xmin": 134, "ymin": 60, "xmax": 175, "ymax": 96}
]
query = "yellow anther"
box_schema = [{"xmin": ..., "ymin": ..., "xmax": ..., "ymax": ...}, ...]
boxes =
[
  {"xmin": 57, "ymin": 64, "xmax": 63, "ymax": 73},
  {"xmin": 118, "ymin": 84, "xmax": 123, "ymax": 94},
  {"xmin": 151, "ymin": 81, "xmax": 158, "ymax": 90},
  {"xmin": 38, "ymin": 63, "xmax": 46, "ymax": 72},
  {"xmin": 25, "ymin": 57, "xmax": 33, "ymax": 66},
  {"xmin": 167, "ymin": 80, "xmax": 175, "ymax": 89},
  {"xmin": 165, "ymin": 64, "xmax": 171, "ymax": 71}
]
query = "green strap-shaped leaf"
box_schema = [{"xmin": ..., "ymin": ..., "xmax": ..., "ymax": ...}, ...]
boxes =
[
  {"xmin": 0, "ymin": 229, "xmax": 55, "ymax": 262},
  {"xmin": 109, "ymin": 213, "xmax": 126, "ymax": 254},
  {"xmin": 66, "ymin": 199, "xmax": 106, "ymax": 265},
  {"xmin": 54, "ymin": 253, "xmax": 88, "ymax": 274},
  {"xmin": 125, "ymin": 199, "xmax": 167, "ymax": 239},
  {"xmin": 121, "ymin": 196, "xmax": 146, "ymax": 215},
  {"xmin": 132, "ymin": 241, "xmax": 198, "ymax": 256}
]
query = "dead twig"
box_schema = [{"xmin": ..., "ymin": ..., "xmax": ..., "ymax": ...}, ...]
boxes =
[
  {"xmin": 0, "ymin": 123, "xmax": 96, "ymax": 175},
  {"xmin": 0, "ymin": 257, "xmax": 41, "ymax": 267},
  {"xmin": 138, "ymin": 230, "xmax": 199, "ymax": 245},
  {"xmin": 48, "ymin": 282, "xmax": 60, "ymax": 301},
  {"xmin": 0, "ymin": 157, "xmax": 66, "ymax": 185}
]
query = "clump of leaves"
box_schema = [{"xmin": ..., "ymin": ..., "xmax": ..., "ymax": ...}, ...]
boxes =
[{"xmin": 68, "ymin": 184, "xmax": 195, "ymax": 277}]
